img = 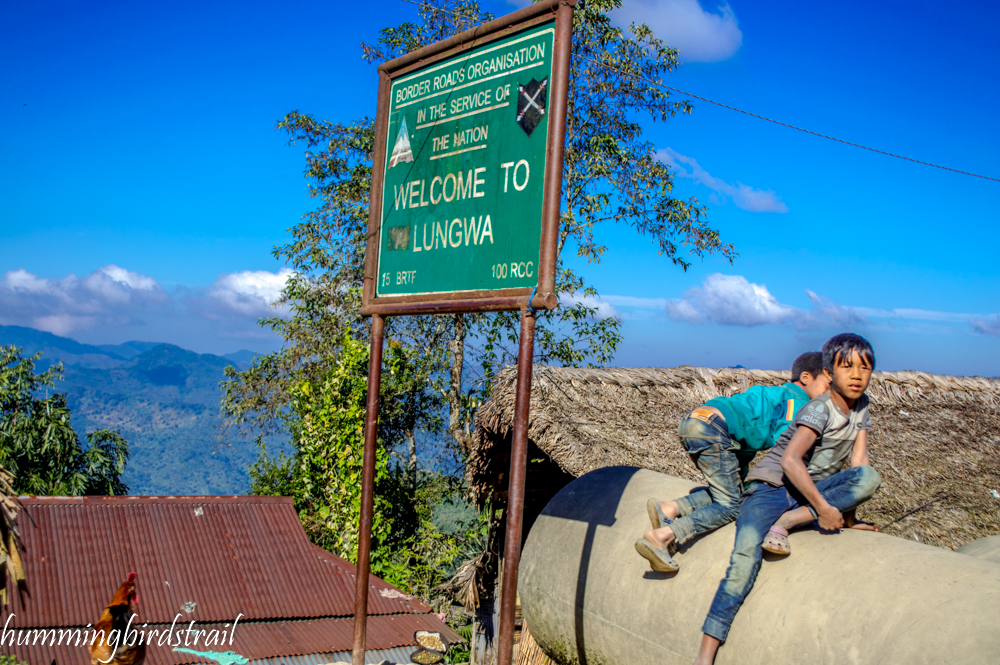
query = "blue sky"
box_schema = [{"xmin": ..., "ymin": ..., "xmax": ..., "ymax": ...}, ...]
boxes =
[{"xmin": 2, "ymin": 0, "xmax": 998, "ymax": 375}]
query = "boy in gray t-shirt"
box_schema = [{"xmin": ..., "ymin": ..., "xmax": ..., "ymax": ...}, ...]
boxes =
[
  {"xmin": 691, "ymin": 333, "xmax": 883, "ymax": 665},
  {"xmin": 747, "ymin": 390, "xmax": 872, "ymax": 489}
]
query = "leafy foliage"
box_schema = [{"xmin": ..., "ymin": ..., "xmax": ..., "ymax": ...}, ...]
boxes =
[
  {"xmin": 0, "ymin": 346, "xmax": 130, "ymax": 495},
  {"xmin": 248, "ymin": 333, "xmax": 483, "ymax": 595},
  {"xmin": 250, "ymin": 334, "xmax": 396, "ymax": 559},
  {"xmin": 228, "ymin": 0, "xmax": 737, "ymax": 603}
]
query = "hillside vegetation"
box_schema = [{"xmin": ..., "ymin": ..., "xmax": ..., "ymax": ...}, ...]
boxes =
[{"xmin": 0, "ymin": 325, "xmax": 285, "ymax": 495}]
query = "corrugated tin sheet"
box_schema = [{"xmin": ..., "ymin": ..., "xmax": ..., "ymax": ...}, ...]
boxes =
[
  {"xmin": 0, "ymin": 615, "xmax": 461, "ymax": 665},
  {"xmin": 258, "ymin": 646, "xmax": 419, "ymax": 665},
  {"xmin": 311, "ymin": 548, "xmax": 431, "ymax": 616},
  {"xmin": 3, "ymin": 496, "xmax": 427, "ymax": 628}
]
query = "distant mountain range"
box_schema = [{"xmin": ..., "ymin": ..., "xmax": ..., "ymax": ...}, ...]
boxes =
[{"xmin": 0, "ymin": 325, "xmax": 288, "ymax": 496}]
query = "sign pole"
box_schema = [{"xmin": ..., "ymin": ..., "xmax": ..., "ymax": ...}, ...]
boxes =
[
  {"xmin": 352, "ymin": 313, "xmax": 386, "ymax": 665},
  {"xmin": 355, "ymin": 4, "xmax": 573, "ymax": 663},
  {"xmin": 496, "ymin": 307, "xmax": 536, "ymax": 665}
]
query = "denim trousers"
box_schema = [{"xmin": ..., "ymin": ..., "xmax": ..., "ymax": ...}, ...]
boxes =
[
  {"xmin": 670, "ymin": 411, "xmax": 744, "ymax": 544},
  {"xmin": 701, "ymin": 464, "xmax": 882, "ymax": 642}
]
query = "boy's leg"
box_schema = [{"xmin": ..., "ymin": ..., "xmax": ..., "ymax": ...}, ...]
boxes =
[
  {"xmin": 665, "ymin": 415, "xmax": 743, "ymax": 545},
  {"xmin": 673, "ymin": 488, "xmax": 712, "ymax": 517},
  {"xmin": 644, "ymin": 491, "xmax": 712, "ymax": 550},
  {"xmin": 667, "ymin": 444, "xmax": 742, "ymax": 544},
  {"xmin": 701, "ymin": 484, "xmax": 791, "ymax": 644},
  {"xmin": 647, "ymin": 490, "xmax": 712, "ymax": 532},
  {"xmin": 812, "ymin": 465, "xmax": 882, "ymax": 512},
  {"xmin": 773, "ymin": 465, "xmax": 882, "ymax": 532},
  {"xmin": 693, "ymin": 634, "xmax": 721, "ymax": 665}
]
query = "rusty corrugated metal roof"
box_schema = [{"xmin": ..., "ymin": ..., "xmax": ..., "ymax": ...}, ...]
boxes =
[
  {"xmin": 311, "ymin": 547, "xmax": 432, "ymax": 616},
  {"xmin": 0, "ymin": 614, "xmax": 462, "ymax": 665},
  {"xmin": 253, "ymin": 646, "xmax": 419, "ymax": 665},
  {"xmin": 2, "ymin": 496, "xmax": 429, "ymax": 627}
]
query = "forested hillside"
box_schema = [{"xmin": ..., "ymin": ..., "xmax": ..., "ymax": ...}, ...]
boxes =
[{"xmin": 0, "ymin": 325, "xmax": 286, "ymax": 495}]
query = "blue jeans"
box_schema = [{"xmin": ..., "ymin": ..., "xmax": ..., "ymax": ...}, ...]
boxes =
[
  {"xmin": 702, "ymin": 465, "xmax": 882, "ymax": 642},
  {"xmin": 670, "ymin": 411, "xmax": 743, "ymax": 544}
]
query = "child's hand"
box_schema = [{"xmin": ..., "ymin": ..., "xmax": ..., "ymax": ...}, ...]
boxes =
[{"xmin": 817, "ymin": 504, "xmax": 844, "ymax": 530}]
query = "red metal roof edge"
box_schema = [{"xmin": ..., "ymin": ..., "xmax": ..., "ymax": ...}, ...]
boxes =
[
  {"xmin": 6, "ymin": 497, "xmax": 441, "ymax": 625},
  {"xmin": 310, "ymin": 547, "xmax": 433, "ymax": 614},
  {"xmin": 16, "ymin": 495, "xmax": 294, "ymax": 505},
  {"xmin": 0, "ymin": 615, "xmax": 465, "ymax": 665}
]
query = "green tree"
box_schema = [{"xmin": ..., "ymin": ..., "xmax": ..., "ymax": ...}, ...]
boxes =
[
  {"xmin": 225, "ymin": 0, "xmax": 735, "ymax": 597},
  {"xmin": 249, "ymin": 334, "xmax": 399, "ymax": 560},
  {"xmin": 0, "ymin": 346, "xmax": 130, "ymax": 496},
  {"xmin": 248, "ymin": 333, "xmax": 482, "ymax": 597},
  {"xmin": 223, "ymin": 0, "xmax": 734, "ymax": 448}
]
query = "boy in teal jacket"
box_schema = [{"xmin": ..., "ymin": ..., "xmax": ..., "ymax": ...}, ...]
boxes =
[{"xmin": 635, "ymin": 352, "xmax": 828, "ymax": 572}]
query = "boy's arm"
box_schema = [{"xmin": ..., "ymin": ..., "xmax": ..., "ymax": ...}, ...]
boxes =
[
  {"xmin": 849, "ymin": 429, "xmax": 870, "ymax": 467},
  {"xmin": 780, "ymin": 426, "xmax": 845, "ymax": 530}
]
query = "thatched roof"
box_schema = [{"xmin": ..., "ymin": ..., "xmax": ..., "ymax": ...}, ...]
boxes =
[{"xmin": 471, "ymin": 365, "xmax": 1000, "ymax": 550}]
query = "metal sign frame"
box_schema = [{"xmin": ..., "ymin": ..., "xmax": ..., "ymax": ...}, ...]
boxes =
[
  {"xmin": 352, "ymin": 3, "xmax": 574, "ymax": 665},
  {"xmin": 360, "ymin": 0, "xmax": 573, "ymax": 316}
]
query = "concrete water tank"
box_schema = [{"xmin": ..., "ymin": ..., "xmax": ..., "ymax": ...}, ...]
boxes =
[
  {"xmin": 518, "ymin": 466, "xmax": 1000, "ymax": 665},
  {"xmin": 957, "ymin": 534, "xmax": 1000, "ymax": 564}
]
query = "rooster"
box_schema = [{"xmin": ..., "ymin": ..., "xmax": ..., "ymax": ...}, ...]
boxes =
[{"xmin": 89, "ymin": 573, "xmax": 146, "ymax": 665}]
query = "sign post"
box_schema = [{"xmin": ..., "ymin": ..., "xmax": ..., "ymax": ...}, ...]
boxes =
[{"xmin": 355, "ymin": 2, "xmax": 574, "ymax": 664}]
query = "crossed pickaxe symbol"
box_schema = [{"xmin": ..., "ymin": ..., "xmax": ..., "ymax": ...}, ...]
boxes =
[{"xmin": 516, "ymin": 80, "xmax": 547, "ymax": 121}]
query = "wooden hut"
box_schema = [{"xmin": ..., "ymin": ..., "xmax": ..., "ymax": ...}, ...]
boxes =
[{"xmin": 471, "ymin": 365, "xmax": 1000, "ymax": 550}]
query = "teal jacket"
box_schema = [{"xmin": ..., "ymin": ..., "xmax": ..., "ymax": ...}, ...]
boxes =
[{"xmin": 705, "ymin": 382, "xmax": 809, "ymax": 455}]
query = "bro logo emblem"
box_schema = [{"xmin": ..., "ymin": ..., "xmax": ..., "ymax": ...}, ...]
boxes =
[{"xmin": 515, "ymin": 77, "xmax": 548, "ymax": 136}]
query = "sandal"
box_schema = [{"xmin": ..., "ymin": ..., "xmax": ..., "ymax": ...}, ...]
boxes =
[
  {"xmin": 762, "ymin": 526, "xmax": 791, "ymax": 556},
  {"xmin": 634, "ymin": 537, "xmax": 679, "ymax": 572},
  {"xmin": 647, "ymin": 497, "xmax": 672, "ymax": 529},
  {"xmin": 646, "ymin": 498, "xmax": 679, "ymax": 553}
]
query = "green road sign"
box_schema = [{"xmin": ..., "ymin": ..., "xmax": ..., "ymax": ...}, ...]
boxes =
[{"xmin": 375, "ymin": 21, "xmax": 556, "ymax": 298}]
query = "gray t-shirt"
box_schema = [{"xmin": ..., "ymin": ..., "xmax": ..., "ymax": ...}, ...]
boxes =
[{"xmin": 746, "ymin": 391, "xmax": 872, "ymax": 487}]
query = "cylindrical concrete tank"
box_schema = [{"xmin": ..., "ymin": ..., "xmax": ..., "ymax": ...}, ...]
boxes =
[
  {"xmin": 519, "ymin": 466, "xmax": 1000, "ymax": 665},
  {"xmin": 957, "ymin": 534, "xmax": 1000, "ymax": 564}
]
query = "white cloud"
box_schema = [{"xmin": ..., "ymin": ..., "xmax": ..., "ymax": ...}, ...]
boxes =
[
  {"xmin": 0, "ymin": 265, "xmax": 298, "ymax": 340},
  {"xmin": 509, "ymin": 0, "xmax": 741, "ymax": 62},
  {"xmin": 4, "ymin": 269, "xmax": 50, "ymax": 293},
  {"xmin": 82, "ymin": 265, "xmax": 164, "ymax": 304},
  {"xmin": 665, "ymin": 274, "xmax": 796, "ymax": 325},
  {"xmin": 796, "ymin": 290, "xmax": 868, "ymax": 331},
  {"xmin": 31, "ymin": 314, "xmax": 97, "ymax": 337},
  {"xmin": 603, "ymin": 295, "xmax": 668, "ymax": 310},
  {"xmin": 0, "ymin": 266, "xmax": 169, "ymax": 335},
  {"xmin": 971, "ymin": 316, "xmax": 1000, "ymax": 337},
  {"xmin": 559, "ymin": 292, "xmax": 620, "ymax": 320},
  {"xmin": 656, "ymin": 148, "xmax": 789, "ymax": 213},
  {"xmin": 207, "ymin": 268, "xmax": 294, "ymax": 317},
  {"xmin": 611, "ymin": 0, "xmax": 742, "ymax": 62},
  {"xmin": 604, "ymin": 275, "xmax": 992, "ymax": 336},
  {"xmin": 854, "ymin": 306, "xmax": 980, "ymax": 323}
]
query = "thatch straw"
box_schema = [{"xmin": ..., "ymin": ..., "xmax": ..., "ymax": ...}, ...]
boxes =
[
  {"xmin": 471, "ymin": 365, "xmax": 1000, "ymax": 549},
  {"xmin": 514, "ymin": 623, "xmax": 554, "ymax": 665}
]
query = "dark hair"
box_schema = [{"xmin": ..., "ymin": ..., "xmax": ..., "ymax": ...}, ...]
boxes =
[
  {"xmin": 822, "ymin": 333, "xmax": 876, "ymax": 371},
  {"xmin": 790, "ymin": 352, "xmax": 824, "ymax": 383}
]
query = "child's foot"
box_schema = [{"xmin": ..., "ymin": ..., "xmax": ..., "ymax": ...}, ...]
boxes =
[
  {"xmin": 774, "ymin": 506, "xmax": 815, "ymax": 531},
  {"xmin": 761, "ymin": 526, "xmax": 791, "ymax": 555},
  {"xmin": 643, "ymin": 526, "xmax": 677, "ymax": 554},
  {"xmin": 763, "ymin": 505, "xmax": 817, "ymax": 557},
  {"xmin": 634, "ymin": 537, "xmax": 679, "ymax": 572},
  {"xmin": 646, "ymin": 497, "xmax": 681, "ymax": 529}
]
